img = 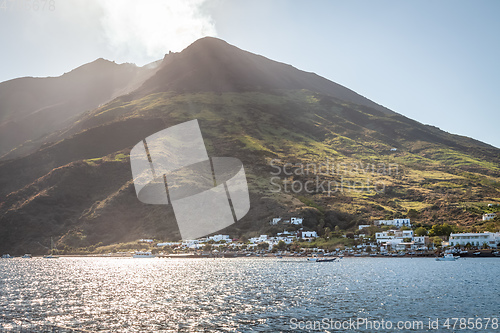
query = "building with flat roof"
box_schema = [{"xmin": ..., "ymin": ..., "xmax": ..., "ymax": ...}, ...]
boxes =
[
  {"xmin": 449, "ymin": 232, "xmax": 500, "ymax": 248},
  {"xmin": 375, "ymin": 218, "xmax": 411, "ymax": 228}
]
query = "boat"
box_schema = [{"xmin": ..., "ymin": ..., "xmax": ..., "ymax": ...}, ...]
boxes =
[
  {"xmin": 1, "ymin": 254, "xmax": 12, "ymax": 258},
  {"xmin": 316, "ymin": 258, "xmax": 337, "ymax": 262},
  {"xmin": 435, "ymin": 253, "xmax": 459, "ymax": 261},
  {"xmin": 472, "ymin": 252, "xmax": 481, "ymax": 256},
  {"xmin": 22, "ymin": 254, "xmax": 32, "ymax": 258},
  {"xmin": 307, "ymin": 256, "xmax": 336, "ymax": 262},
  {"xmin": 44, "ymin": 238, "xmax": 59, "ymax": 259},
  {"xmin": 133, "ymin": 251, "xmax": 155, "ymax": 258}
]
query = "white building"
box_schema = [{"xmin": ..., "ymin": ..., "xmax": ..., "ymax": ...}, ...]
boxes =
[
  {"xmin": 250, "ymin": 235, "xmax": 269, "ymax": 244},
  {"xmin": 157, "ymin": 242, "xmax": 181, "ymax": 247},
  {"xmin": 206, "ymin": 234, "xmax": 231, "ymax": 243},
  {"xmin": 277, "ymin": 230, "xmax": 295, "ymax": 236},
  {"xmin": 139, "ymin": 239, "xmax": 154, "ymax": 243},
  {"xmin": 375, "ymin": 230, "xmax": 425, "ymax": 250},
  {"xmin": 182, "ymin": 239, "xmax": 201, "ymax": 247},
  {"xmin": 375, "ymin": 230, "xmax": 413, "ymax": 243},
  {"xmin": 358, "ymin": 225, "xmax": 370, "ymax": 230},
  {"xmin": 270, "ymin": 218, "xmax": 282, "ymax": 225},
  {"xmin": 482, "ymin": 213, "xmax": 497, "ymax": 221},
  {"xmin": 290, "ymin": 217, "xmax": 303, "ymax": 225},
  {"xmin": 449, "ymin": 232, "xmax": 500, "ymax": 248},
  {"xmin": 375, "ymin": 218, "xmax": 411, "ymax": 228},
  {"xmin": 299, "ymin": 231, "xmax": 317, "ymax": 239}
]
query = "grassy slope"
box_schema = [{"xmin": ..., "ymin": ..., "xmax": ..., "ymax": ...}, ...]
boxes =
[{"xmin": 1, "ymin": 90, "xmax": 499, "ymax": 254}]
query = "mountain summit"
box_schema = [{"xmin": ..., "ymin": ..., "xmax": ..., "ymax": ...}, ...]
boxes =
[{"xmin": 138, "ymin": 37, "xmax": 394, "ymax": 115}]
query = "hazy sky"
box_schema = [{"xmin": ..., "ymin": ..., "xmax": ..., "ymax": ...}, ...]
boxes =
[{"xmin": 1, "ymin": 0, "xmax": 499, "ymax": 148}]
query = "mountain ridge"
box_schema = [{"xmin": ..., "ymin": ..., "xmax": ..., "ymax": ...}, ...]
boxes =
[
  {"xmin": 0, "ymin": 58, "xmax": 162, "ymax": 160},
  {"xmin": 136, "ymin": 37, "xmax": 395, "ymax": 116}
]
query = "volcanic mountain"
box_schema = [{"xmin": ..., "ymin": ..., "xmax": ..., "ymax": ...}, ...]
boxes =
[{"xmin": 0, "ymin": 37, "xmax": 499, "ymax": 255}]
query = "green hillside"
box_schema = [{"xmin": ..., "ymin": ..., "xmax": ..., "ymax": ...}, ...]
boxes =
[
  {"xmin": 1, "ymin": 89, "xmax": 499, "ymax": 254},
  {"xmin": 0, "ymin": 38, "xmax": 499, "ymax": 255}
]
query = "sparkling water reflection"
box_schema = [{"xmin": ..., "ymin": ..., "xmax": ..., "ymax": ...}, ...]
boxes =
[{"xmin": 0, "ymin": 257, "xmax": 498, "ymax": 332}]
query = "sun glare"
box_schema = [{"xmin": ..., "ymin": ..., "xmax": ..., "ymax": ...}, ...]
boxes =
[{"xmin": 100, "ymin": 0, "xmax": 216, "ymax": 63}]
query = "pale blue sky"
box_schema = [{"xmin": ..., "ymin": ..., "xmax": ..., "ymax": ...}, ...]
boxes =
[{"xmin": 1, "ymin": 0, "xmax": 499, "ymax": 147}]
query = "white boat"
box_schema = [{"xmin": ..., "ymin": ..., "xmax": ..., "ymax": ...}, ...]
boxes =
[
  {"xmin": 1, "ymin": 254, "xmax": 12, "ymax": 258},
  {"xmin": 436, "ymin": 253, "xmax": 459, "ymax": 261},
  {"xmin": 307, "ymin": 257, "xmax": 336, "ymax": 262},
  {"xmin": 133, "ymin": 251, "xmax": 155, "ymax": 258},
  {"xmin": 22, "ymin": 254, "xmax": 32, "ymax": 258}
]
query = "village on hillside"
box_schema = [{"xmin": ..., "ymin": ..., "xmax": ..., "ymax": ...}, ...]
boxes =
[{"xmin": 132, "ymin": 211, "xmax": 500, "ymax": 258}]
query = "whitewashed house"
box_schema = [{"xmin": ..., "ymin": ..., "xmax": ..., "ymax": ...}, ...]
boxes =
[
  {"xmin": 250, "ymin": 235, "xmax": 269, "ymax": 244},
  {"xmin": 270, "ymin": 217, "xmax": 282, "ymax": 225},
  {"xmin": 482, "ymin": 213, "xmax": 497, "ymax": 221},
  {"xmin": 206, "ymin": 234, "xmax": 232, "ymax": 243},
  {"xmin": 376, "ymin": 229, "xmax": 420, "ymax": 249},
  {"xmin": 375, "ymin": 218, "xmax": 411, "ymax": 228},
  {"xmin": 277, "ymin": 230, "xmax": 295, "ymax": 236},
  {"xmin": 157, "ymin": 242, "xmax": 181, "ymax": 247},
  {"xmin": 358, "ymin": 225, "xmax": 370, "ymax": 230},
  {"xmin": 449, "ymin": 232, "xmax": 500, "ymax": 248},
  {"xmin": 298, "ymin": 231, "xmax": 317, "ymax": 239},
  {"xmin": 290, "ymin": 217, "xmax": 303, "ymax": 225}
]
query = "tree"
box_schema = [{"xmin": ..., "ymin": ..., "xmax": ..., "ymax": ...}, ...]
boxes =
[
  {"xmin": 407, "ymin": 209, "xmax": 419, "ymax": 219},
  {"xmin": 428, "ymin": 223, "xmax": 453, "ymax": 237},
  {"xmin": 415, "ymin": 227, "xmax": 428, "ymax": 236},
  {"xmin": 277, "ymin": 240, "xmax": 286, "ymax": 250},
  {"xmin": 322, "ymin": 227, "xmax": 332, "ymax": 239},
  {"xmin": 431, "ymin": 236, "xmax": 442, "ymax": 247},
  {"xmin": 258, "ymin": 242, "xmax": 269, "ymax": 251}
]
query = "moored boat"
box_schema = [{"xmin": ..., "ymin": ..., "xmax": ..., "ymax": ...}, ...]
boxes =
[
  {"xmin": 316, "ymin": 258, "xmax": 337, "ymax": 262},
  {"xmin": 436, "ymin": 253, "xmax": 459, "ymax": 261},
  {"xmin": 133, "ymin": 251, "xmax": 155, "ymax": 258}
]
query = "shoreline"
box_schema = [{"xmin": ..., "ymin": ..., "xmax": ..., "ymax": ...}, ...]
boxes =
[{"xmin": 3, "ymin": 253, "xmax": 499, "ymax": 259}]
